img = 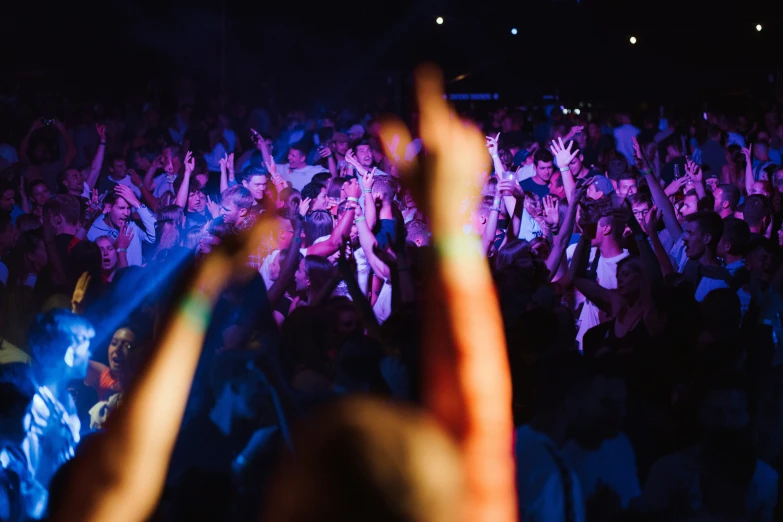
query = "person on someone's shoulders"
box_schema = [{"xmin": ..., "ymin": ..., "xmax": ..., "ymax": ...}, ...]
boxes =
[{"xmin": 274, "ymin": 143, "xmax": 328, "ymax": 192}]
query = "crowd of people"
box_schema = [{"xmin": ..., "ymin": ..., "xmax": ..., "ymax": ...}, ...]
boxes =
[{"xmin": 1, "ymin": 76, "xmax": 783, "ymax": 521}]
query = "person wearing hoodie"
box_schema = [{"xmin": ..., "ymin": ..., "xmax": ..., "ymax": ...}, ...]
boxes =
[{"xmin": 87, "ymin": 185, "xmax": 156, "ymax": 266}]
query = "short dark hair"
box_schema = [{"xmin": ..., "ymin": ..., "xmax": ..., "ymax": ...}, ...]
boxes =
[
  {"xmin": 0, "ymin": 179, "xmax": 15, "ymax": 198},
  {"xmin": 742, "ymin": 194, "xmax": 772, "ymax": 228},
  {"xmin": 43, "ymin": 194, "xmax": 81, "ymax": 225},
  {"xmin": 686, "ymin": 211, "xmax": 724, "ymax": 249},
  {"xmin": 289, "ymin": 141, "xmax": 308, "ymax": 156},
  {"xmin": 627, "ymin": 192, "xmax": 651, "ymax": 207},
  {"xmin": 311, "ymin": 172, "xmax": 332, "ymax": 186},
  {"xmin": 372, "ymin": 176, "xmax": 397, "ymax": 204},
  {"xmin": 720, "ymin": 217, "xmax": 750, "ymax": 256},
  {"xmin": 238, "ymin": 165, "xmax": 267, "ymax": 184},
  {"xmin": 353, "ymin": 139, "xmax": 372, "ymax": 152},
  {"xmin": 716, "ymin": 184, "xmax": 740, "ymax": 210},
  {"xmin": 405, "ymin": 220, "xmax": 429, "ymax": 246},
  {"xmin": 301, "ymin": 182, "xmax": 326, "ymax": 202},
  {"xmin": 607, "ymin": 157, "xmax": 629, "ymax": 181},
  {"xmin": 617, "ymin": 171, "xmax": 636, "ymax": 183},
  {"xmin": 106, "ymin": 152, "xmax": 126, "ymax": 166},
  {"xmin": 533, "ymin": 149, "xmax": 554, "ymax": 165}
]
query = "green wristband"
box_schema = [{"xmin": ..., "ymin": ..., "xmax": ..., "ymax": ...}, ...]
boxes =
[{"xmin": 181, "ymin": 293, "xmax": 213, "ymax": 330}]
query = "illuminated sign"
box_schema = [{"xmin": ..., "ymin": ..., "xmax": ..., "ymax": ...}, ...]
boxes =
[{"xmin": 443, "ymin": 93, "xmax": 500, "ymax": 101}]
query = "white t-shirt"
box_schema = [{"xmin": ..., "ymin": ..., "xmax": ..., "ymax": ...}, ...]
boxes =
[
  {"xmin": 518, "ymin": 209, "xmax": 545, "ymax": 242},
  {"xmin": 276, "ymin": 164, "xmax": 329, "ymax": 191},
  {"xmin": 569, "ymin": 246, "xmax": 630, "ymax": 348}
]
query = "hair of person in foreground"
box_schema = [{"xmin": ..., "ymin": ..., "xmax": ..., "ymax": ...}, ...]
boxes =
[{"xmin": 262, "ymin": 396, "xmax": 464, "ymax": 522}]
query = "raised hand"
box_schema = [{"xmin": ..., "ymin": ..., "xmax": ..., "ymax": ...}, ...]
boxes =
[
  {"xmin": 361, "ymin": 167, "xmax": 376, "ymax": 190},
  {"xmin": 265, "ymin": 158, "xmax": 277, "ymax": 176},
  {"xmin": 485, "ymin": 132, "xmax": 501, "ymax": 157},
  {"xmin": 299, "ymin": 197, "xmax": 311, "ymax": 217},
  {"xmin": 741, "ymin": 145, "xmax": 753, "ymax": 163},
  {"xmin": 206, "ymin": 196, "xmax": 220, "ymax": 218},
  {"xmin": 218, "ymin": 154, "xmax": 228, "ymax": 174},
  {"xmin": 685, "ymin": 157, "xmax": 702, "ymax": 182},
  {"xmin": 643, "ymin": 205, "xmax": 660, "ymax": 234},
  {"xmin": 344, "ymin": 178, "xmax": 362, "ymax": 199},
  {"xmin": 549, "ymin": 137, "xmax": 579, "ymax": 169},
  {"xmin": 345, "ymin": 149, "xmax": 361, "ymax": 169},
  {"xmin": 318, "ymin": 146, "xmax": 332, "ymax": 159},
  {"xmin": 114, "ymin": 184, "xmax": 141, "ymax": 209},
  {"xmin": 226, "ymin": 152, "xmax": 235, "ymax": 175},
  {"xmin": 183, "ymin": 151, "xmax": 195, "ymax": 175},
  {"xmin": 115, "ymin": 224, "xmax": 135, "ymax": 250},
  {"xmin": 128, "ymin": 169, "xmax": 143, "ymax": 187},
  {"xmin": 96, "ymin": 123, "xmax": 107, "ymax": 142},
  {"xmin": 542, "ymin": 195, "xmax": 560, "ymax": 226}
]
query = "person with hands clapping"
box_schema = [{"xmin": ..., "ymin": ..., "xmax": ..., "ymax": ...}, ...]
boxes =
[{"xmin": 86, "ymin": 184, "xmax": 156, "ymax": 266}]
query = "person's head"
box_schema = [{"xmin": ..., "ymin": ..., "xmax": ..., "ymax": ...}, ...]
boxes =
[
  {"xmin": 372, "ymin": 176, "xmax": 397, "ymax": 206},
  {"xmin": 533, "ymin": 149, "xmax": 554, "ymax": 182},
  {"xmin": 302, "ymin": 182, "xmax": 329, "ymax": 212},
  {"xmin": 43, "ymin": 194, "xmax": 81, "ymax": 231},
  {"xmin": 287, "ymin": 142, "xmax": 309, "ymax": 169},
  {"xmin": 0, "ymin": 180, "xmax": 15, "ymax": 213},
  {"xmin": 158, "ymin": 204, "xmax": 185, "ymax": 227},
  {"xmin": 59, "ymin": 168, "xmax": 83, "ymax": 194},
  {"xmin": 616, "ymin": 255, "xmax": 649, "ymax": 302},
  {"xmin": 330, "ymin": 132, "xmax": 350, "ymax": 156},
  {"xmin": 29, "ymin": 180, "xmax": 51, "ymax": 207},
  {"xmin": 304, "ymin": 210, "xmax": 334, "ymax": 247},
  {"xmin": 107, "ymin": 153, "xmax": 127, "ymax": 180},
  {"xmin": 713, "ymin": 184, "xmax": 740, "ymax": 215},
  {"xmin": 107, "ymin": 327, "xmax": 135, "ymax": 374},
  {"xmin": 684, "ymin": 211, "xmax": 724, "ymax": 260},
  {"xmin": 295, "ymin": 255, "xmax": 333, "ymax": 295},
  {"xmin": 173, "ymin": 177, "xmax": 206, "ymax": 214},
  {"xmin": 238, "ymin": 165, "xmax": 268, "ymax": 202},
  {"xmin": 679, "ymin": 190, "xmax": 700, "ymax": 220},
  {"xmin": 586, "ymin": 175, "xmax": 614, "ymax": 200},
  {"xmin": 742, "ymin": 194, "xmax": 772, "ymax": 232},
  {"xmin": 19, "ymin": 232, "xmax": 47, "ymax": 275},
  {"xmin": 615, "ymin": 171, "xmax": 637, "ymax": 199},
  {"xmin": 406, "ymin": 220, "xmax": 430, "ymax": 247},
  {"xmin": 593, "ymin": 206, "xmax": 625, "ymax": 248},
  {"xmin": 606, "ymin": 157, "xmax": 629, "ymax": 182},
  {"xmin": 275, "ymin": 210, "xmax": 296, "ymax": 250},
  {"xmin": 700, "ymin": 373, "xmax": 749, "ymax": 433},
  {"xmin": 753, "ymin": 139, "xmax": 770, "ymax": 160},
  {"xmin": 327, "ymin": 177, "xmax": 349, "ymax": 200},
  {"xmin": 717, "ymin": 217, "xmax": 750, "ymax": 259},
  {"xmin": 628, "ymin": 192, "xmax": 652, "ymax": 231},
  {"xmin": 744, "ymin": 238, "xmax": 776, "ymax": 282},
  {"xmin": 750, "ymin": 179, "xmax": 774, "ymax": 198},
  {"xmin": 95, "ymin": 235, "xmax": 118, "ymax": 274},
  {"xmin": 197, "ymin": 218, "xmax": 234, "ymax": 256},
  {"xmin": 548, "ymin": 172, "xmax": 566, "ymax": 199},
  {"xmin": 565, "ymin": 140, "xmax": 584, "ymax": 173},
  {"xmin": 28, "ymin": 309, "xmax": 95, "ymax": 381},
  {"xmin": 209, "ymin": 351, "xmax": 270, "ymax": 421},
  {"xmin": 354, "ymin": 140, "xmax": 374, "ymax": 168},
  {"xmin": 530, "ymin": 236, "xmax": 551, "ymax": 260},
  {"xmin": 102, "ymin": 192, "xmax": 132, "ymax": 228},
  {"xmin": 219, "ymin": 186, "xmax": 254, "ymax": 225}
]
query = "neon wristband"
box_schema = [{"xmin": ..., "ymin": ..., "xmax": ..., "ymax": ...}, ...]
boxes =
[
  {"xmin": 354, "ymin": 216, "xmax": 366, "ymax": 223},
  {"xmin": 180, "ymin": 293, "xmax": 212, "ymax": 330},
  {"xmin": 363, "ymin": 189, "xmax": 372, "ymax": 193},
  {"xmin": 346, "ymin": 197, "xmax": 360, "ymax": 203},
  {"xmin": 560, "ymin": 166, "xmax": 571, "ymax": 172}
]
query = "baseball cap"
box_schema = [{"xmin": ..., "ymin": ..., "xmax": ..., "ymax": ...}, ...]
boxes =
[
  {"xmin": 332, "ymin": 132, "xmax": 350, "ymax": 143},
  {"xmin": 513, "ymin": 149, "xmax": 531, "ymax": 168},
  {"xmin": 591, "ymin": 175, "xmax": 615, "ymax": 196}
]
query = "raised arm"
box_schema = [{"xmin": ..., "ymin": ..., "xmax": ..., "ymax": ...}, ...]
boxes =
[
  {"xmin": 305, "ymin": 180, "xmax": 359, "ymax": 258},
  {"xmin": 550, "ymin": 137, "xmax": 579, "ymax": 204},
  {"xmin": 381, "ymin": 66, "xmax": 516, "ymax": 522},
  {"xmin": 634, "ymin": 137, "xmax": 681, "ymax": 239},
  {"xmin": 174, "ymin": 151, "xmax": 195, "ymax": 209},
  {"xmin": 546, "ymin": 185, "xmax": 583, "ymax": 280},
  {"xmin": 51, "ymin": 220, "xmax": 270, "ymax": 522},
  {"xmin": 115, "ymin": 185, "xmax": 156, "ymax": 243},
  {"xmin": 54, "ymin": 118, "xmax": 77, "ymax": 167},
  {"xmin": 742, "ymin": 145, "xmax": 754, "ymax": 196},
  {"xmin": 685, "ymin": 157, "xmax": 706, "ymax": 201},
  {"xmin": 85, "ymin": 124, "xmax": 108, "ymax": 191}
]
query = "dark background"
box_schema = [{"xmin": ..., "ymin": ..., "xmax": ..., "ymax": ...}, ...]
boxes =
[{"xmin": 3, "ymin": 0, "xmax": 783, "ymax": 113}]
